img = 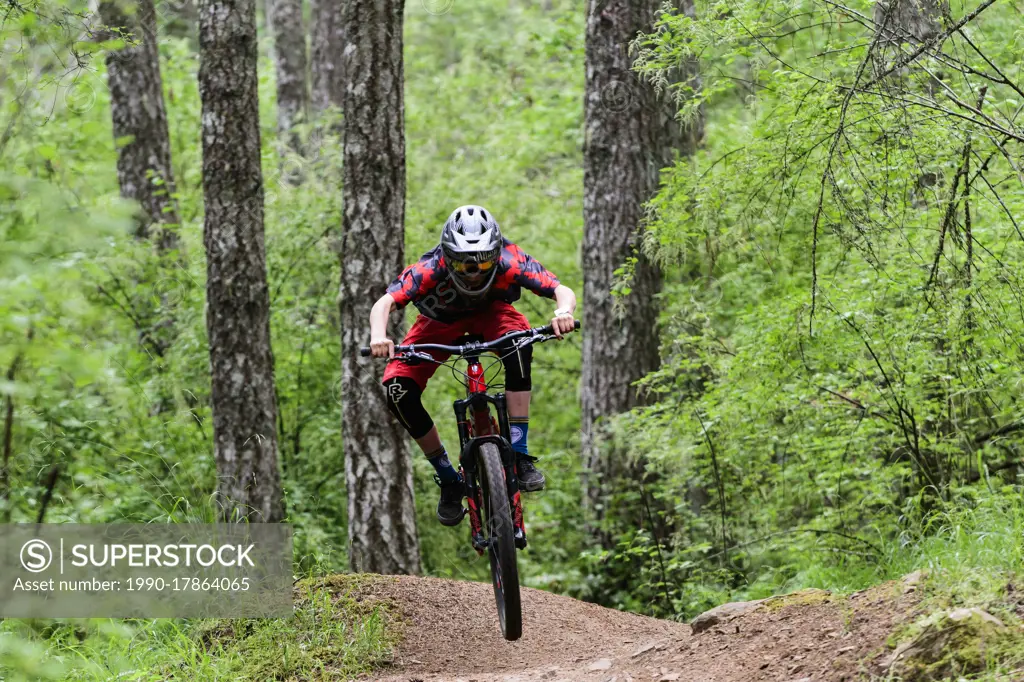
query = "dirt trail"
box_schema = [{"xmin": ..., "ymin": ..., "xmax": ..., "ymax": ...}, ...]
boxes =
[{"xmin": 361, "ymin": 575, "xmax": 919, "ymax": 682}]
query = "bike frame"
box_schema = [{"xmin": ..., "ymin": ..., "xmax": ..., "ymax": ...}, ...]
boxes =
[{"xmin": 454, "ymin": 353, "xmax": 527, "ymax": 552}]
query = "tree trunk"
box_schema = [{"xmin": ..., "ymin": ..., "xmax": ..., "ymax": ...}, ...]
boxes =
[
  {"xmin": 874, "ymin": 0, "xmax": 945, "ymax": 43},
  {"xmin": 581, "ymin": 0, "xmax": 701, "ymax": 528},
  {"xmin": 97, "ymin": 0, "xmax": 180, "ymax": 251},
  {"xmin": 198, "ymin": 0, "xmax": 284, "ymax": 523},
  {"xmin": 310, "ymin": 0, "xmax": 344, "ymax": 115},
  {"xmin": 873, "ymin": 0, "xmax": 949, "ymax": 172},
  {"xmin": 267, "ymin": 0, "xmax": 308, "ymax": 145},
  {"xmin": 340, "ymin": 0, "xmax": 420, "ymax": 575},
  {"xmin": 153, "ymin": 0, "xmax": 200, "ymax": 42}
]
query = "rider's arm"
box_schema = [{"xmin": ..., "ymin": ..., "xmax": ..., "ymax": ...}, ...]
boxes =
[
  {"xmin": 553, "ymin": 284, "xmax": 576, "ymax": 315},
  {"xmin": 506, "ymin": 243, "xmax": 561, "ymax": 297},
  {"xmin": 369, "ymin": 294, "xmax": 398, "ymax": 358},
  {"xmin": 550, "ymin": 285, "xmax": 577, "ymax": 338},
  {"xmin": 373, "ymin": 250, "xmax": 442, "ymax": 357},
  {"xmin": 503, "ymin": 244, "xmax": 576, "ymax": 339}
]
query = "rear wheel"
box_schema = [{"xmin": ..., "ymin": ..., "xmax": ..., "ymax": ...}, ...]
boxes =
[{"xmin": 479, "ymin": 442, "xmax": 522, "ymax": 641}]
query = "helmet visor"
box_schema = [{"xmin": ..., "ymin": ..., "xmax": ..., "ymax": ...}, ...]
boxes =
[
  {"xmin": 449, "ymin": 259, "xmax": 496, "ymax": 274},
  {"xmin": 448, "ymin": 257, "xmax": 497, "ymax": 295}
]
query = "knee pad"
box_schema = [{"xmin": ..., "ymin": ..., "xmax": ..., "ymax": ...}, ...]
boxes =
[
  {"xmin": 502, "ymin": 342, "xmax": 532, "ymax": 392},
  {"xmin": 382, "ymin": 377, "xmax": 434, "ymax": 439}
]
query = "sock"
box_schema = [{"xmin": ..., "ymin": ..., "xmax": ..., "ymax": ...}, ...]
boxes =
[
  {"xmin": 426, "ymin": 446, "xmax": 461, "ymax": 484},
  {"xmin": 509, "ymin": 417, "xmax": 529, "ymax": 456}
]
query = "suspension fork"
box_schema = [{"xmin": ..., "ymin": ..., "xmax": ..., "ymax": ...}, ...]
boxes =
[
  {"xmin": 479, "ymin": 391, "xmax": 526, "ymax": 548},
  {"xmin": 454, "ymin": 393, "xmax": 488, "ymax": 554},
  {"xmin": 455, "ymin": 363, "xmax": 526, "ymax": 551}
]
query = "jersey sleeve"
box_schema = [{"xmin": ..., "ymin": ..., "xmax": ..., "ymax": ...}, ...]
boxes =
[
  {"xmin": 386, "ymin": 250, "xmax": 443, "ymax": 307},
  {"xmin": 503, "ymin": 243, "xmax": 561, "ymax": 298}
]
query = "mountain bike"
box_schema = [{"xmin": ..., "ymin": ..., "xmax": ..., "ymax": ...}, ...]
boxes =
[{"xmin": 361, "ymin": 319, "xmax": 579, "ymax": 641}]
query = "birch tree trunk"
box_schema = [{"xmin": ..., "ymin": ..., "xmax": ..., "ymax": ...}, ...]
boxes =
[
  {"xmin": 267, "ymin": 0, "xmax": 308, "ymax": 145},
  {"xmin": 340, "ymin": 0, "xmax": 420, "ymax": 574},
  {"xmin": 582, "ymin": 0, "xmax": 702, "ymax": 530},
  {"xmin": 874, "ymin": 0, "xmax": 945, "ymax": 43},
  {"xmin": 198, "ymin": 0, "xmax": 284, "ymax": 523},
  {"xmin": 310, "ymin": 0, "xmax": 344, "ymax": 115},
  {"xmin": 98, "ymin": 0, "xmax": 180, "ymax": 251}
]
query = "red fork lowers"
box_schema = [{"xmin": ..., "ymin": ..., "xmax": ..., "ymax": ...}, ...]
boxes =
[
  {"xmin": 464, "ymin": 358, "xmax": 525, "ymax": 547},
  {"xmin": 465, "ymin": 490, "xmax": 485, "ymax": 556},
  {"xmin": 512, "ymin": 490, "xmax": 525, "ymax": 537},
  {"xmin": 465, "ymin": 360, "xmax": 490, "ymax": 556}
]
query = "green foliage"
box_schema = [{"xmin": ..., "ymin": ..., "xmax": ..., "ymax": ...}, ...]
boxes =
[
  {"xmin": 185, "ymin": 577, "xmax": 396, "ymax": 681},
  {"xmin": 0, "ymin": 629, "xmax": 65, "ymax": 682},
  {"xmin": 6, "ymin": 0, "xmax": 1024, "ymax": 675},
  {"xmin": 877, "ymin": 497, "xmax": 1024, "ymax": 680},
  {"xmin": 0, "ymin": 577, "xmax": 395, "ymax": 680},
  {"xmin": 582, "ymin": 0, "xmax": 1024, "ymax": 619}
]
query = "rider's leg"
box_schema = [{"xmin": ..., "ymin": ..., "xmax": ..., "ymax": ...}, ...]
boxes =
[
  {"xmin": 382, "ymin": 375, "xmax": 465, "ymax": 524},
  {"xmin": 381, "ymin": 313, "xmax": 470, "ymax": 525},
  {"xmin": 504, "ymin": 359, "xmax": 531, "ymax": 456},
  {"xmin": 502, "ymin": 345, "xmax": 545, "ymax": 491},
  {"xmin": 390, "ymin": 389, "xmax": 457, "ymax": 484},
  {"xmin": 416, "ymin": 426, "xmax": 458, "ymax": 485},
  {"xmin": 383, "ymin": 381, "xmax": 448, "ymax": 477},
  {"xmin": 506, "ymin": 392, "xmax": 530, "ymax": 418},
  {"xmin": 414, "ymin": 426, "xmax": 442, "ymax": 454},
  {"xmin": 380, "ymin": 312, "xmax": 454, "ymax": 452}
]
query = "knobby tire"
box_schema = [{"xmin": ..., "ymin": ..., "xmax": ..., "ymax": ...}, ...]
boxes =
[{"xmin": 479, "ymin": 441, "xmax": 522, "ymax": 641}]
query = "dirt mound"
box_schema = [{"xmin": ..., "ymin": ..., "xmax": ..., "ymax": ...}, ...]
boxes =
[{"xmin": 359, "ymin": 575, "xmax": 921, "ymax": 682}]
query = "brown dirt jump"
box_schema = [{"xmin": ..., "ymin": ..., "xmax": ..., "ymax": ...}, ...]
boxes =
[{"xmin": 357, "ymin": 575, "xmax": 920, "ymax": 682}]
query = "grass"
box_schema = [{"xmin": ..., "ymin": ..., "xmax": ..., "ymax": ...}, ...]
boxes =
[
  {"xmin": 702, "ymin": 490, "xmax": 1024, "ymax": 679},
  {"xmin": 0, "ymin": 574, "xmax": 400, "ymax": 682},
  {"xmin": 757, "ymin": 490, "xmax": 1024, "ymax": 600},
  {"xmin": 865, "ymin": 492, "xmax": 1024, "ymax": 680}
]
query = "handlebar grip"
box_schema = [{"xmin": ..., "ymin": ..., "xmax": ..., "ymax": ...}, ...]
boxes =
[
  {"xmin": 540, "ymin": 319, "xmax": 582, "ymax": 335},
  {"xmin": 359, "ymin": 347, "xmax": 371, "ymax": 357}
]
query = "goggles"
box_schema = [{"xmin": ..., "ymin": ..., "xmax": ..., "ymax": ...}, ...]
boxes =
[{"xmin": 450, "ymin": 259, "xmax": 496, "ymax": 274}]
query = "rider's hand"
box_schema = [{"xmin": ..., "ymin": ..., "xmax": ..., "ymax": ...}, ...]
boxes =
[
  {"xmin": 550, "ymin": 311, "xmax": 575, "ymax": 339},
  {"xmin": 370, "ymin": 337, "xmax": 395, "ymax": 358}
]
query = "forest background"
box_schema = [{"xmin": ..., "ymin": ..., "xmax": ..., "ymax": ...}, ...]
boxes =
[{"xmin": 3, "ymin": 0, "xmax": 1024, "ymax": 678}]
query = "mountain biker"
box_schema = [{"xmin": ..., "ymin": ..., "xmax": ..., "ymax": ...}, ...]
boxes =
[{"xmin": 368, "ymin": 205, "xmax": 577, "ymax": 526}]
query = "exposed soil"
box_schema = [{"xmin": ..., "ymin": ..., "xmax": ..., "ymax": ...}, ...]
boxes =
[{"xmin": 358, "ymin": 575, "xmax": 923, "ymax": 682}]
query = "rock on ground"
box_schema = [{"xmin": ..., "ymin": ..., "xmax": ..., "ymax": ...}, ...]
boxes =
[{"xmin": 885, "ymin": 607, "xmax": 1009, "ymax": 681}]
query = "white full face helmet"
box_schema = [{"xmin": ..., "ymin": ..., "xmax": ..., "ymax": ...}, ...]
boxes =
[{"xmin": 439, "ymin": 205, "xmax": 503, "ymax": 298}]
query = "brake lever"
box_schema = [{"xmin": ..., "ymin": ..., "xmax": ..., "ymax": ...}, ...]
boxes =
[
  {"xmin": 522, "ymin": 333, "xmax": 558, "ymax": 346},
  {"xmin": 500, "ymin": 334, "xmax": 557, "ymax": 361},
  {"xmin": 393, "ymin": 351, "xmax": 437, "ymax": 366}
]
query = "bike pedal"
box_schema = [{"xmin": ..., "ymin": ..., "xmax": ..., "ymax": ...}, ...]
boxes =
[
  {"xmin": 438, "ymin": 507, "xmax": 466, "ymax": 528},
  {"xmin": 514, "ymin": 528, "xmax": 528, "ymax": 550}
]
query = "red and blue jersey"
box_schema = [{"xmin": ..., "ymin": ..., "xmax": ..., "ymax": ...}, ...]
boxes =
[{"xmin": 387, "ymin": 239, "xmax": 560, "ymax": 322}]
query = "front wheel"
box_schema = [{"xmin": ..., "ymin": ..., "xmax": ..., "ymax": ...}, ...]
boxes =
[{"xmin": 479, "ymin": 442, "xmax": 522, "ymax": 641}]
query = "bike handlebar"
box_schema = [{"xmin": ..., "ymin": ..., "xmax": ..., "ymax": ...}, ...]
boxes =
[{"xmin": 359, "ymin": 320, "xmax": 580, "ymax": 357}]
